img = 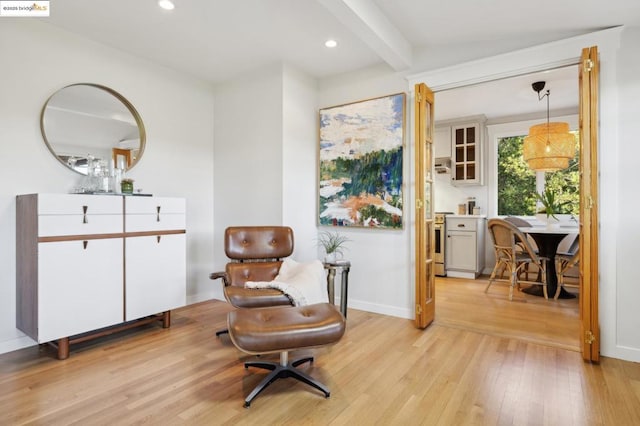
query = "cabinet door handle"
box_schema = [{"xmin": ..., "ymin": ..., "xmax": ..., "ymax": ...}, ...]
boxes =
[
  {"xmin": 83, "ymin": 240, "xmax": 88, "ymax": 250},
  {"xmin": 156, "ymin": 206, "xmax": 161, "ymax": 222},
  {"xmin": 82, "ymin": 205, "xmax": 88, "ymax": 224},
  {"xmin": 157, "ymin": 235, "xmax": 161, "ymax": 243},
  {"xmin": 457, "ymin": 224, "xmax": 465, "ymax": 228}
]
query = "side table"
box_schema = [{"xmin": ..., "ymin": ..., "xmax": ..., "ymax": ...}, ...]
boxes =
[{"xmin": 323, "ymin": 260, "xmax": 351, "ymax": 318}]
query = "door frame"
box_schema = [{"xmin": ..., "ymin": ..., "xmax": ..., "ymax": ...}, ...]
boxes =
[{"xmin": 407, "ymin": 27, "xmax": 622, "ymax": 359}]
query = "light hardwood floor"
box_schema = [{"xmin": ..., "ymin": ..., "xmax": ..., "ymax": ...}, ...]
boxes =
[
  {"xmin": 1, "ymin": 279, "xmax": 639, "ymax": 425},
  {"xmin": 436, "ymin": 276, "xmax": 580, "ymax": 351}
]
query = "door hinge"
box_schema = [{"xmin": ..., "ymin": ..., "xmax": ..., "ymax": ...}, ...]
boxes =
[
  {"xmin": 583, "ymin": 58, "xmax": 594, "ymax": 73},
  {"xmin": 416, "ymin": 304, "xmax": 422, "ymax": 315},
  {"xmin": 416, "ymin": 199, "xmax": 423, "ymax": 210},
  {"xmin": 585, "ymin": 330, "xmax": 596, "ymax": 345},
  {"xmin": 585, "ymin": 195, "xmax": 594, "ymax": 209},
  {"xmin": 416, "ymin": 91, "xmax": 422, "ymax": 103}
]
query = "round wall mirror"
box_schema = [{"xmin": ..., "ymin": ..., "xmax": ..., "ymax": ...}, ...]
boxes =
[{"xmin": 40, "ymin": 83, "xmax": 146, "ymax": 175}]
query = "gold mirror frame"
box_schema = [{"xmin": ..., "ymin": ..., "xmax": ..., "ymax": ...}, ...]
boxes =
[{"xmin": 40, "ymin": 83, "xmax": 146, "ymax": 175}]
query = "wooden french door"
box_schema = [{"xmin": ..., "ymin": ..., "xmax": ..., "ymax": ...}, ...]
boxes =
[
  {"xmin": 579, "ymin": 46, "xmax": 600, "ymax": 362},
  {"xmin": 414, "ymin": 48, "xmax": 600, "ymax": 355},
  {"xmin": 414, "ymin": 83, "xmax": 436, "ymax": 328}
]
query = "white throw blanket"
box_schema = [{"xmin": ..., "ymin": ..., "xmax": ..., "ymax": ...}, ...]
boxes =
[{"xmin": 245, "ymin": 258, "xmax": 329, "ymax": 306}]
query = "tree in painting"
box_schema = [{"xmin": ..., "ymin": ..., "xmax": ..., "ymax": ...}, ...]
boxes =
[{"xmin": 319, "ymin": 93, "xmax": 405, "ymax": 229}]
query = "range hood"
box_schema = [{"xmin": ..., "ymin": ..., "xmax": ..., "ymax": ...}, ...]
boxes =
[{"xmin": 434, "ymin": 158, "xmax": 451, "ymax": 174}]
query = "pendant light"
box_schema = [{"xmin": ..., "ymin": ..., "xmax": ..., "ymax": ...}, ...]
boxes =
[{"xmin": 523, "ymin": 81, "xmax": 575, "ymax": 172}]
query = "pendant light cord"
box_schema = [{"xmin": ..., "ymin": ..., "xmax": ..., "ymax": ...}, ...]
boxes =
[{"xmin": 540, "ymin": 89, "xmax": 551, "ymax": 152}]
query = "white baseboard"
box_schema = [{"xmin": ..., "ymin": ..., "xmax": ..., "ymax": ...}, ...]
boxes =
[
  {"xmin": 446, "ymin": 270, "xmax": 479, "ymax": 279},
  {"xmin": 603, "ymin": 344, "xmax": 640, "ymax": 363},
  {"xmin": 186, "ymin": 290, "xmax": 224, "ymax": 306},
  {"xmin": 0, "ymin": 335, "xmax": 37, "ymax": 356},
  {"xmin": 344, "ymin": 298, "xmax": 412, "ymax": 320},
  {"xmin": 186, "ymin": 292, "xmax": 412, "ymax": 320}
]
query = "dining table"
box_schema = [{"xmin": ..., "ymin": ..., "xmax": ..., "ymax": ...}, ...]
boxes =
[{"xmin": 518, "ymin": 225, "xmax": 579, "ymax": 299}]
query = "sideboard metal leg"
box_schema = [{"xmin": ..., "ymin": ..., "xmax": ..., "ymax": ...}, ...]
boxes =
[
  {"xmin": 162, "ymin": 311, "xmax": 171, "ymax": 328},
  {"xmin": 57, "ymin": 337, "xmax": 70, "ymax": 360}
]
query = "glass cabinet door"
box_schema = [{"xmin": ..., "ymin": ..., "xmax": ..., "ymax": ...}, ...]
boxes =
[{"xmin": 453, "ymin": 123, "xmax": 479, "ymax": 183}]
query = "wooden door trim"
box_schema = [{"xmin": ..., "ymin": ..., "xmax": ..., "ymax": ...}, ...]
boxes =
[
  {"xmin": 414, "ymin": 83, "xmax": 436, "ymax": 328},
  {"xmin": 579, "ymin": 46, "xmax": 600, "ymax": 362}
]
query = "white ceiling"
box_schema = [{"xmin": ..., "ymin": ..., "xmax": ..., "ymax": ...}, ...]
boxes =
[
  {"xmin": 39, "ymin": 0, "xmax": 640, "ymax": 119},
  {"xmin": 435, "ymin": 65, "xmax": 580, "ymax": 122}
]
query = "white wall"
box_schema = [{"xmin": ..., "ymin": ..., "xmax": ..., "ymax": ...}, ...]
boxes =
[
  {"xmin": 211, "ymin": 63, "xmax": 322, "ymax": 299},
  {"xmin": 433, "ymin": 173, "xmax": 488, "ymax": 216},
  {"xmin": 319, "ymin": 65, "xmax": 414, "ymax": 318},
  {"xmin": 212, "ymin": 64, "xmax": 317, "ymax": 299},
  {"xmin": 0, "ymin": 21, "xmax": 215, "ymax": 354},
  {"xmin": 614, "ymin": 27, "xmax": 640, "ymax": 358},
  {"xmin": 211, "ymin": 64, "xmax": 285, "ymax": 300},
  {"xmin": 282, "ymin": 64, "xmax": 319, "ymax": 261}
]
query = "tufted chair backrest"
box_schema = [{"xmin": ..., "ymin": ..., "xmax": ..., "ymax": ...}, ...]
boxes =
[
  {"xmin": 225, "ymin": 226, "xmax": 294, "ymax": 260},
  {"xmin": 223, "ymin": 226, "xmax": 294, "ymax": 287}
]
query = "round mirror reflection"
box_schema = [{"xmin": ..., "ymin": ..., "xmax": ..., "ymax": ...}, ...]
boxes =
[{"xmin": 40, "ymin": 83, "xmax": 145, "ymax": 175}]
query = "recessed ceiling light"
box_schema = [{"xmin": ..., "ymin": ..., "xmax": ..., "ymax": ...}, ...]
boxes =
[
  {"xmin": 325, "ymin": 39, "xmax": 338, "ymax": 48},
  {"xmin": 158, "ymin": 0, "xmax": 175, "ymax": 10}
]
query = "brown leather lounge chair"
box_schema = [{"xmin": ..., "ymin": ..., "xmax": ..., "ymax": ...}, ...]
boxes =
[
  {"xmin": 211, "ymin": 226, "xmax": 345, "ymax": 407},
  {"xmin": 210, "ymin": 226, "xmax": 295, "ymax": 336}
]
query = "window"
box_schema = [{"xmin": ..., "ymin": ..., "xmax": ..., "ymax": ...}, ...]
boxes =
[{"xmin": 497, "ymin": 134, "xmax": 579, "ymax": 216}]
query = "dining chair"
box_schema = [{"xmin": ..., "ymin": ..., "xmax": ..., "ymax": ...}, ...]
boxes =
[
  {"xmin": 554, "ymin": 236, "xmax": 580, "ymax": 299},
  {"xmin": 503, "ymin": 216, "xmax": 532, "ymax": 228},
  {"xmin": 486, "ymin": 218, "xmax": 548, "ymax": 300},
  {"xmin": 503, "ymin": 216, "xmax": 540, "ymax": 281}
]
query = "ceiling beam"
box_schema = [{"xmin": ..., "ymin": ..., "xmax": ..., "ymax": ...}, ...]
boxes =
[{"xmin": 318, "ymin": 0, "xmax": 412, "ymax": 71}]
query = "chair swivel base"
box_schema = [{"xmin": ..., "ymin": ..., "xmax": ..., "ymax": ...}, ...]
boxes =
[
  {"xmin": 243, "ymin": 352, "xmax": 326, "ymax": 408},
  {"xmin": 228, "ymin": 303, "xmax": 345, "ymax": 407}
]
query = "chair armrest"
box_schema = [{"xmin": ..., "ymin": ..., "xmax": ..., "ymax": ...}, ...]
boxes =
[{"xmin": 210, "ymin": 271, "xmax": 229, "ymax": 286}]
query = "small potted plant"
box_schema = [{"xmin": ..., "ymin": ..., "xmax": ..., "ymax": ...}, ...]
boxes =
[
  {"xmin": 317, "ymin": 230, "xmax": 350, "ymax": 263},
  {"xmin": 121, "ymin": 178, "xmax": 134, "ymax": 194},
  {"xmin": 535, "ymin": 188, "xmax": 567, "ymax": 224}
]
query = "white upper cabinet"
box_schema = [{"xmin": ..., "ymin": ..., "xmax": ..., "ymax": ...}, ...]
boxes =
[{"xmin": 434, "ymin": 115, "xmax": 486, "ymax": 185}]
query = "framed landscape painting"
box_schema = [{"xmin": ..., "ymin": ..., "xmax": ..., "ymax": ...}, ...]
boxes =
[{"xmin": 318, "ymin": 93, "xmax": 405, "ymax": 229}]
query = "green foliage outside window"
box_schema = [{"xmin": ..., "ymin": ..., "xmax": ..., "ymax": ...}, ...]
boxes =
[
  {"xmin": 497, "ymin": 136, "xmax": 536, "ymax": 215},
  {"xmin": 497, "ymin": 134, "xmax": 579, "ymax": 216},
  {"xmin": 544, "ymin": 147, "xmax": 580, "ymax": 215}
]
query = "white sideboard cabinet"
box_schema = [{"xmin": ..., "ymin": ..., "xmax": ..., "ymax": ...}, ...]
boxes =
[{"xmin": 16, "ymin": 193, "xmax": 186, "ymax": 359}]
